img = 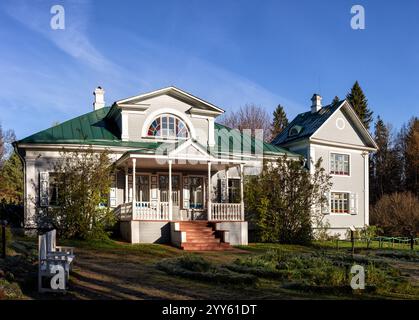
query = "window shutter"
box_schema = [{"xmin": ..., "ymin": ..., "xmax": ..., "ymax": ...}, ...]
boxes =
[
  {"xmin": 39, "ymin": 172, "xmax": 49, "ymax": 207},
  {"xmin": 109, "ymin": 173, "xmax": 117, "ymax": 208},
  {"xmin": 321, "ymin": 192, "xmax": 330, "ymax": 214},
  {"xmin": 349, "ymin": 193, "xmax": 357, "ymax": 215}
]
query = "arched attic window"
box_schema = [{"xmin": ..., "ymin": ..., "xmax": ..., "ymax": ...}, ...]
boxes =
[
  {"xmin": 288, "ymin": 125, "xmax": 303, "ymax": 137},
  {"xmin": 147, "ymin": 114, "xmax": 189, "ymax": 139}
]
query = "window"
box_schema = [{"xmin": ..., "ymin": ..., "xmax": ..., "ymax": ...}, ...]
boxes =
[
  {"xmin": 136, "ymin": 175, "xmax": 150, "ymax": 202},
  {"xmin": 330, "ymin": 153, "xmax": 350, "ymax": 175},
  {"xmin": 49, "ymin": 173, "xmax": 60, "ymax": 206},
  {"xmin": 147, "ymin": 114, "xmax": 189, "ymax": 139},
  {"xmin": 159, "ymin": 175, "xmax": 180, "ymax": 205},
  {"xmin": 331, "ymin": 192, "xmax": 349, "ymax": 214},
  {"xmin": 288, "ymin": 125, "xmax": 303, "ymax": 137},
  {"xmin": 228, "ymin": 179, "xmax": 240, "ymax": 203},
  {"xmin": 189, "ymin": 177, "xmax": 204, "ymax": 209}
]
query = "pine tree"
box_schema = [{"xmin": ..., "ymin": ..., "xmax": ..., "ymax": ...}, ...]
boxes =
[
  {"xmin": 331, "ymin": 96, "xmax": 340, "ymax": 107},
  {"xmin": 270, "ymin": 104, "xmax": 289, "ymax": 140},
  {"xmin": 346, "ymin": 81, "xmax": 373, "ymax": 130},
  {"xmin": 370, "ymin": 116, "xmax": 400, "ymax": 203}
]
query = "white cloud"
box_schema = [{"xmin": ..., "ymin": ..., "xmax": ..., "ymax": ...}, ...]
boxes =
[{"xmin": 4, "ymin": 0, "xmax": 116, "ymax": 71}]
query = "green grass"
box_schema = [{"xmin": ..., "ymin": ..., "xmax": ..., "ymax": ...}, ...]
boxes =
[
  {"xmin": 1, "ymin": 237, "xmax": 418, "ymax": 300},
  {"xmin": 314, "ymin": 239, "xmax": 419, "ymax": 251}
]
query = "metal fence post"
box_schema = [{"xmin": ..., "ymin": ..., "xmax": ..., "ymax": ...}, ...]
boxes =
[{"xmin": 411, "ymin": 234, "xmax": 414, "ymax": 251}]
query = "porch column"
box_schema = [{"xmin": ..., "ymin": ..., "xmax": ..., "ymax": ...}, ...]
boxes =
[
  {"xmin": 240, "ymin": 163, "xmax": 244, "ymax": 221},
  {"xmin": 207, "ymin": 161, "xmax": 212, "ymax": 221},
  {"xmin": 132, "ymin": 158, "xmax": 136, "ymax": 217},
  {"xmin": 125, "ymin": 167, "xmax": 129, "ymax": 203},
  {"xmin": 168, "ymin": 159, "xmax": 173, "ymax": 221}
]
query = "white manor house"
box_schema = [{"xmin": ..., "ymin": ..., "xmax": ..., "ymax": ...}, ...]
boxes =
[{"xmin": 15, "ymin": 86, "xmax": 377, "ymax": 250}]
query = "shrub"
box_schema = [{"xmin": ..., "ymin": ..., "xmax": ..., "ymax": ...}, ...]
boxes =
[
  {"xmin": 156, "ymin": 255, "xmax": 257, "ymax": 285},
  {"xmin": 245, "ymin": 156, "xmax": 332, "ymax": 244},
  {"xmin": 44, "ymin": 147, "xmax": 116, "ymax": 240},
  {"xmin": 370, "ymin": 192, "xmax": 419, "ymax": 236}
]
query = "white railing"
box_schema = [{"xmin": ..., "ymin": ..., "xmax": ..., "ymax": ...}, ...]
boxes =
[
  {"xmin": 116, "ymin": 203, "xmax": 133, "ymax": 221},
  {"xmin": 211, "ymin": 203, "xmax": 243, "ymax": 221},
  {"xmin": 133, "ymin": 201, "xmax": 170, "ymax": 220}
]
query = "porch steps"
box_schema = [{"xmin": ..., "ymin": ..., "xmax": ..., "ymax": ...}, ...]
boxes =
[{"xmin": 178, "ymin": 221, "xmax": 231, "ymax": 251}]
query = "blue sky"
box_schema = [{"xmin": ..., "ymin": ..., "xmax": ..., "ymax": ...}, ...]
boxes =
[{"xmin": 0, "ymin": 0, "xmax": 418, "ymax": 139}]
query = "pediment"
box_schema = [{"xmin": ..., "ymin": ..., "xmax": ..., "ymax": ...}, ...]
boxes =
[{"xmin": 115, "ymin": 86, "xmax": 224, "ymax": 115}]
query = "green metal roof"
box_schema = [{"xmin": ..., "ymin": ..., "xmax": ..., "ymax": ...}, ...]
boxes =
[
  {"xmin": 17, "ymin": 107, "xmax": 161, "ymax": 149},
  {"xmin": 272, "ymin": 100, "xmax": 345, "ymax": 146},
  {"xmin": 17, "ymin": 106, "xmax": 299, "ymax": 159},
  {"xmin": 213, "ymin": 123, "xmax": 300, "ymax": 158}
]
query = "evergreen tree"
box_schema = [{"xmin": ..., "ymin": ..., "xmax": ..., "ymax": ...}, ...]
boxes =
[
  {"xmin": 370, "ymin": 116, "xmax": 400, "ymax": 202},
  {"xmin": 346, "ymin": 81, "xmax": 373, "ymax": 130},
  {"xmin": 270, "ymin": 104, "xmax": 289, "ymax": 140},
  {"xmin": 331, "ymin": 96, "xmax": 340, "ymax": 107}
]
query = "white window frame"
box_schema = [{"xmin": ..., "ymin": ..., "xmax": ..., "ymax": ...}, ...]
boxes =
[
  {"xmin": 329, "ymin": 151, "xmax": 351, "ymax": 177},
  {"xmin": 329, "ymin": 191, "xmax": 354, "ymax": 215},
  {"xmin": 146, "ymin": 114, "xmax": 190, "ymax": 140}
]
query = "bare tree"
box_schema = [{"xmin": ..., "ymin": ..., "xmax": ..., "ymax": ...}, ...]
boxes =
[
  {"xmin": 218, "ymin": 104, "xmax": 272, "ymax": 142},
  {"xmin": 370, "ymin": 192, "xmax": 419, "ymax": 236},
  {"xmin": 0, "ymin": 124, "xmax": 4, "ymax": 168},
  {"xmin": 0, "ymin": 125, "xmax": 16, "ymax": 167}
]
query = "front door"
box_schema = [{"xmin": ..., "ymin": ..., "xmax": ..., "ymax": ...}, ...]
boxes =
[
  {"xmin": 136, "ymin": 175, "xmax": 150, "ymax": 203},
  {"xmin": 159, "ymin": 175, "xmax": 180, "ymax": 217}
]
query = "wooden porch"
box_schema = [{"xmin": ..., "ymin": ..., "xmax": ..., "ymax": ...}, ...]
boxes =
[{"xmin": 113, "ymin": 151, "xmax": 246, "ymax": 222}]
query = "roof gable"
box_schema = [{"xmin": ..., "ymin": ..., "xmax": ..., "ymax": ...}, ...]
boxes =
[
  {"xmin": 115, "ymin": 86, "xmax": 224, "ymax": 115},
  {"xmin": 272, "ymin": 100, "xmax": 344, "ymax": 145},
  {"xmin": 313, "ymin": 106, "xmax": 367, "ymax": 146},
  {"xmin": 273, "ymin": 100, "xmax": 377, "ymax": 150}
]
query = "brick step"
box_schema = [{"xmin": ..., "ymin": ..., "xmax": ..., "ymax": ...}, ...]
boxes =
[
  {"xmin": 180, "ymin": 228, "xmax": 214, "ymax": 233},
  {"xmin": 185, "ymin": 234, "xmax": 217, "ymax": 239},
  {"xmin": 186, "ymin": 238, "xmax": 220, "ymax": 243},
  {"xmin": 181, "ymin": 243, "xmax": 230, "ymax": 251},
  {"xmin": 179, "ymin": 223, "xmax": 211, "ymax": 227}
]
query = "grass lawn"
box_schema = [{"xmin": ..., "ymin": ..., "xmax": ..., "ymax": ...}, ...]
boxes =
[{"xmin": 0, "ymin": 236, "xmax": 418, "ymax": 300}]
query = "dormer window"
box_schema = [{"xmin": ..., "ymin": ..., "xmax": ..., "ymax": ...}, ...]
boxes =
[
  {"xmin": 288, "ymin": 125, "xmax": 303, "ymax": 137},
  {"xmin": 147, "ymin": 114, "xmax": 189, "ymax": 139}
]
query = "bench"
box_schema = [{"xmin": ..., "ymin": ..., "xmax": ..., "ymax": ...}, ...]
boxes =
[{"xmin": 38, "ymin": 230, "xmax": 75, "ymax": 293}]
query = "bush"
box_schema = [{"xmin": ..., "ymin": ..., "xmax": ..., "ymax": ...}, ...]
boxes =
[
  {"xmin": 370, "ymin": 192, "xmax": 419, "ymax": 236},
  {"xmin": 245, "ymin": 156, "xmax": 332, "ymax": 244},
  {"xmin": 156, "ymin": 255, "xmax": 257, "ymax": 285},
  {"xmin": 44, "ymin": 147, "xmax": 116, "ymax": 240},
  {"xmin": 227, "ymin": 249, "xmax": 417, "ymax": 295}
]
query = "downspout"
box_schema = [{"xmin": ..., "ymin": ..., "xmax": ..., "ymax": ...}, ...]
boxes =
[{"xmin": 12, "ymin": 141, "xmax": 26, "ymax": 228}]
